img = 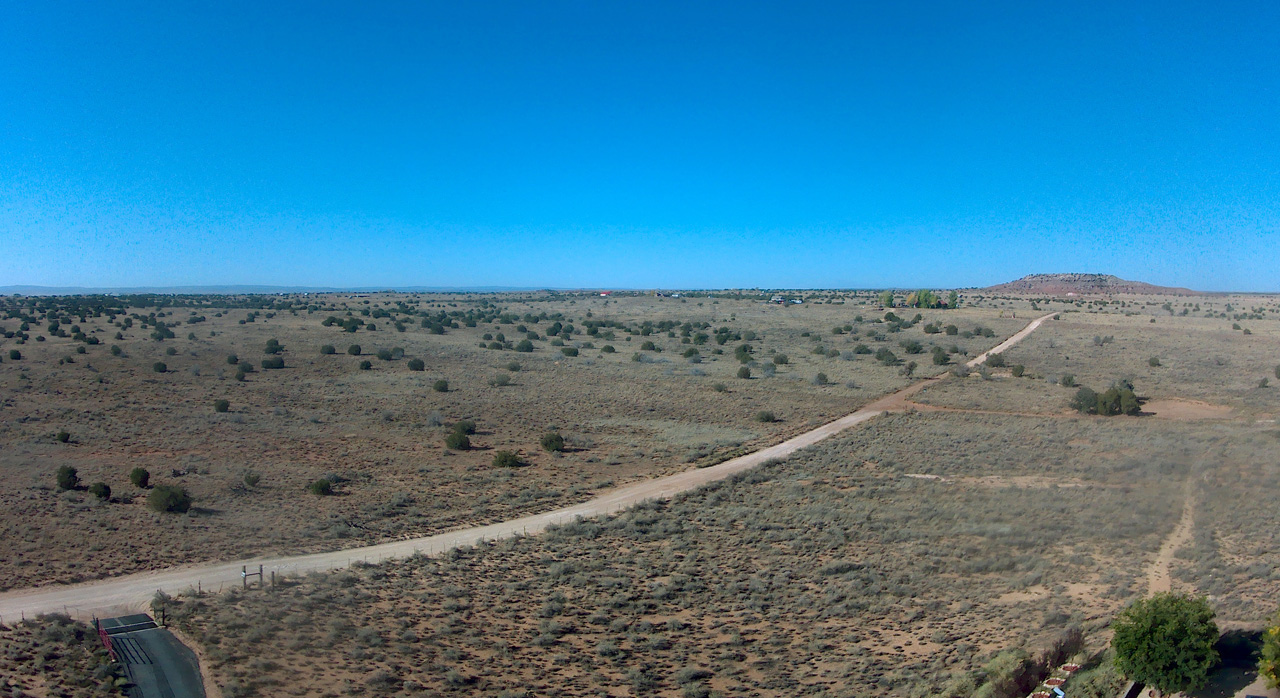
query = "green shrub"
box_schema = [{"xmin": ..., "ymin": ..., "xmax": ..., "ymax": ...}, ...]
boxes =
[
  {"xmin": 8, "ymin": 349, "xmax": 20, "ymax": 360},
  {"xmin": 899, "ymin": 339, "xmax": 923, "ymax": 354},
  {"xmin": 407, "ymin": 358, "xmax": 425, "ymax": 371},
  {"xmin": 261, "ymin": 356, "xmax": 285, "ymax": 369},
  {"xmin": 561, "ymin": 347, "xmax": 579, "ymax": 357},
  {"xmin": 712, "ymin": 382, "xmax": 727, "ymax": 392},
  {"xmin": 812, "ymin": 372, "xmax": 828, "ymax": 385},
  {"xmin": 226, "ymin": 353, "xmax": 238, "ymax": 365},
  {"xmin": 375, "ymin": 348, "xmax": 393, "ymax": 361},
  {"xmin": 56, "ymin": 465, "xmax": 79, "ymax": 491},
  {"xmin": 874, "ymin": 348, "xmax": 898, "ymax": 365},
  {"xmin": 489, "ymin": 373, "xmax": 511, "ymax": 387},
  {"xmin": 506, "ymin": 361, "xmax": 521, "ymax": 371},
  {"xmin": 433, "ymin": 379, "xmax": 449, "ymax": 392},
  {"xmin": 540, "ymin": 432, "xmax": 565, "ymax": 452},
  {"xmin": 1011, "ymin": 364, "xmax": 1025, "ymax": 377},
  {"xmin": 152, "ymin": 361, "xmax": 167, "ymax": 373},
  {"xmin": 308, "ymin": 479, "xmax": 333, "ymax": 496},
  {"xmin": 1071, "ymin": 386, "xmax": 1099, "ymax": 414},
  {"xmin": 772, "ymin": 353, "xmax": 789, "ymax": 365},
  {"xmin": 1060, "ymin": 374, "xmax": 1076, "ymax": 387},
  {"xmin": 737, "ymin": 366, "xmax": 751, "ymax": 379},
  {"xmin": 516, "ymin": 340, "xmax": 534, "ymax": 352},
  {"xmin": 214, "ymin": 399, "xmax": 230, "ymax": 413},
  {"xmin": 453, "ymin": 419, "xmax": 477, "ymax": 435},
  {"xmin": 1149, "ymin": 356, "xmax": 1161, "ymax": 367},
  {"xmin": 243, "ymin": 471, "xmax": 261, "ymax": 488},
  {"xmin": 1112, "ymin": 593, "xmax": 1219, "ymax": 695},
  {"xmin": 640, "ymin": 341, "xmax": 657, "ymax": 351},
  {"xmin": 320, "ymin": 344, "xmax": 336, "ymax": 355},
  {"xmin": 264, "ymin": 338, "xmax": 282, "ymax": 355},
  {"xmin": 110, "ymin": 345, "xmax": 122, "ymax": 356},
  {"xmin": 492, "ymin": 450, "xmax": 522, "ymax": 468},
  {"xmin": 601, "ymin": 344, "xmax": 616, "ymax": 353},
  {"xmin": 347, "ymin": 344, "xmax": 362, "ymax": 355},
  {"xmin": 88, "ymin": 482, "xmax": 111, "ymax": 501},
  {"xmin": 148, "ymin": 485, "xmax": 192, "ymax": 513},
  {"xmin": 445, "ymin": 432, "xmax": 471, "ymax": 450},
  {"xmin": 129, "ymin": 467, "xmax": 150, "ymax": 488},
  {"xmin": 755, "ymin": 410, "xmax": 776, "ymax": 423},
  {"xmin": 984, "ymin": 352, "xmax": 1005, "ymax": 367},
  {"xmin": 56, "ymin": 430, "xmax": 71, "ymax": 443},
  {"xmin": 359, "ymin": 360, "xmax": 372, "ymax": 370}
]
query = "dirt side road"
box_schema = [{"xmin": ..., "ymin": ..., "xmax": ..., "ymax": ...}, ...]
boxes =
[{"xmin": 0, "ymin": 314, "xmax": 1056, "ymax": 620}]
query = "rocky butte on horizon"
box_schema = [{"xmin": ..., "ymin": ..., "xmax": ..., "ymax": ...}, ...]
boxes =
[{"xmin": 984, "ymin": 273, "xmax": 1204, "ymax": 296}]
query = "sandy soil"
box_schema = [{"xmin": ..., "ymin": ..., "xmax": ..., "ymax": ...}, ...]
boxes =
[
  {"xmin": 1146, "ymin": 484, "xmax": 1195, "ymax": 595},
  {"xmin": 1142, "ymin": 398, "xmax": 1233, "ymax": 421}
]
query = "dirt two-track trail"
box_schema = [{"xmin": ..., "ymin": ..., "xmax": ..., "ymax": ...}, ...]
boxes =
[{"xmin": 0, "ymin": 314, "xmax": 1056, "ymax": 621}]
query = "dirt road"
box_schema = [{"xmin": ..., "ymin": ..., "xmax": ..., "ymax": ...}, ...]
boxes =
[
  {"xmin": 1146, "ymin": 482, "xmax": 1196, "ymax": 595},
  {"xmin": 0, "ymin": 314, "xmax": 1056, "ymax": 620}
]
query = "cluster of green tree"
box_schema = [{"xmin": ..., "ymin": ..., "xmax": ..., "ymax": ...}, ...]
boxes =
[
  {"xmin": 878, "ymin": 289, "xmax": 960, "ymax": 308},
  {"xmin": 1070, "ymin": 379, "xmax": 1140, "ymax": 415}
]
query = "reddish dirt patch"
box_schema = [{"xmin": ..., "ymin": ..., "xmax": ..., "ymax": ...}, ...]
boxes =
[{"xmin": 1143, "ymin": 398, "xmax": 1232, "ymax": 421}]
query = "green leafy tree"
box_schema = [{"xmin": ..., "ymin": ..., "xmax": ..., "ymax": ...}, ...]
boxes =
[
  {"xmin": 1111, "ymin": 593, "xmax": 1219, "ymax": 696},
  {"xmin": 540, "ymin": 432, "xmax": 566, "ymax": 452},
  {"xmin": 878, "ymin": 290, "xmax": 895, "ymax": 307},
  {"xmin": 946, "ymin": 290, "xmax": 959, "ymax": 307},
  {"xmin": 56, "ymin": 465, "xmax": 79, "ymax": 491},
  {"xmin": 88, "ymin": 482, "xmax": 111, "ymax": 501},
  {"xmin": 407, "ymin": 358, "xmax": 425, "ymax": 371},
  {"xmin": 308, "ymin": 479, "xmax": 333, "ymax": 496},
  {"xmin": 492, "ymin": 450, "xmax": 521, "ymax": 468},
  {"xmin": 737, "ymin": 366, "xmax": 751, "ymax": 379},
  {"xmin": 148, "ymin": 485, "xmax": 193, "ymax": 513},
  {"xmin": 445, "ymin": 432, "xmax": 471, "ymax": 450},
  {"xmin": 1260, "ymin": 609, "xmax": 1280, "ymax": 689},
  {"xmin": 129, "ymin": 467, "xmax": 150, "ymax": 488},
  {"xmin": 347, "ymin": 344, "xmax": 362, "ymax": 356},
  {"xmin": 433, "ymin": 379, "xmax": 449, "ymax": 392}
]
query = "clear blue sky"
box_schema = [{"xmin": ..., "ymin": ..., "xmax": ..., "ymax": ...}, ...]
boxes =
[{"xmin": 2, "ymin": 2, "xmax": 1278, "ymax": 291}]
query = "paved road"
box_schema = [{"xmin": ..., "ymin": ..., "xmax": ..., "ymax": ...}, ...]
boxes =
[
  {"xmin": 0, "ymin": 313, "xmax": 1055, "ymax": 620},
  {"xmin": 100, "ymin": 614, "xmax": 205, "ymax": 698}
]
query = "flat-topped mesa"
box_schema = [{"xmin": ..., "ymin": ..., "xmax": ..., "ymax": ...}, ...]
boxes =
[{"xmin": 984, "ymin": 273, "xmax": 1201, "ymax": 296}]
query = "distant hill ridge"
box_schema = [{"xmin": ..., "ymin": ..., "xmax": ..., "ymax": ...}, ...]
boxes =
[{"xmin": 985, "ymin": 273, "xmax": 1200, "ymax": 296}]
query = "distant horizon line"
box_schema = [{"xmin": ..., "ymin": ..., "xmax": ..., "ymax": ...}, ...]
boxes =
[{"xmin": 0, "ymin": 280, "xmax": 1263, "ymax": 296}]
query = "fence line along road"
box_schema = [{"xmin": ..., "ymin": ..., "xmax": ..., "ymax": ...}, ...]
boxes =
[{"xmin": 0, "ymin": 313, "xmax": 1056, "ymax": 621}]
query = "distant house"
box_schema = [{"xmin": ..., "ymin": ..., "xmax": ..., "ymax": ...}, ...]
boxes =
[{"xmin": 599, "ymin": 291, "xmax": 612, "ymax": 297}]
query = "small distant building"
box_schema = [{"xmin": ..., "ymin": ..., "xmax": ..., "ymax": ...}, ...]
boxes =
[{"xmin": 599, "ymin": 291, "xmax": 612, "ymax": 297}]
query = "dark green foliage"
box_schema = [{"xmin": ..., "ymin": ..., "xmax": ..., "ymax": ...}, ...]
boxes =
[
  {"xmin": 110, "ymin": 345, "xmax": 122, "ymax": 356},
  {"xmin": 1112, "ymin": 593, "xmax": 1219, "ymax": 695},
  {"xmin": 984, "ymin": 352, "xmax": 1005, "ymax": 367},
  {"xmin": 148, "ymin": 485, "xmax": 192, "ymax": 513},
  {"xmin": 56, "ymin": 430, "xmax": 71, "ymax": 443},
  {"xmin": 261, "ymin": 356, "xmax": 285, "ymax": 369},
  {"xmin": 492, "ymin": 450, "xmax": 522, "ymax": 468},
  {"xmin": 755, "ymin": 410, "xmax": 776, "ymax": 423},
  {"xmin": 1060, "ymin": 374, "xmax": 1076, "ymax": 387},
  {"xmin": 88, "ymin": 482, "xmax": 111, "ymax": 501},
  {"xmin": 453, "ymin": 419, "xmax": 477, "ymax": 435},
  {"xmin": 226, "ymin": 353, "xmax": 238, "ymax": 365},
  {"xmin": 359, "ymin": 360, "xmax": 372, "ymax": 370},
  {"xmin": 264, "ymin": 338, "xmax": 283, "ymax": 354},
  {"xmin": 737, "ymin": 366, "xmax": 751, "ymax": 379},
  {"xmin": 489, "ymin": 373, "xmax": 511, "ymax": 386},
  {"xmin": 129, "ymin": 467, "xmax": 150, "ymax": 488},
  {"xmin": 320, "ymin": 344, "xmax": 336, "ymax": 355},
  {"xmin": 772, "ymin": 353, "xmax": 788, "ymax": 365},
  {"xmin": 348, "ymin": 344, "xmax": 362, "ymax": 355},
  {"xmin": 516, "ymin": 339, "xmax": 534, "ymax": 352},
  {"xmin": 56, "ymin": 465, "xmax": 79, "ymax": 491},
  {"xmin": 214, "ymin": 399, "xmax": 230, "ymax": 413},
  {"xmin": 506, "ymin": 362, "xmax": 521, "ymax": 371},
  {"xmin": 243, "ymin": 471, "xmax": 261, "ymax": 488},
  {"xmin": 309, "ymin": 479, "xmax": 333, "ymax": 496},
  {"xmin": 899, "ymin": 339, "xmax": 923, "ymax": 354},
  {"xmin": 640, "ymin": 341, "xmax": 657, "ymax": 351},
  {"xmin": 445, "ymin": 432, "xmax": 471, "ymax": 450},
  {"xmin": 152, "ymin": 361, "xmax": 167, "ymax": 373},
  {"xmin": 944, "ymin": 324, "xmax": 958, "ymax": 335},
  {"xmin": 931, "ymin": 346, "xmax": 949, "ymax": 365},
  {"xmin": 433, "ymin": 379, "xmax": 449, "ymax": 392},
  {"xmin": 812, "ymin": 372, "xmax": 828, "ymax": 385},
  {"xmin": 1071, "ymin": 387, "xmax": 1099, "ymax": 414},
  {"xmin": 1148, "ymin": 356, "xmax": 1161, "ymax": 367},
  {"xmin": 600, "ymin": 345, "xmax": 615, "ymax": 353},
  {"xmin": 407, "ymin": 358, "xmax": 425, "ymax": 371},
  {"xmin": 874, "ymin": 348, "xmax": 898, "ymax": 365},
  {"xmin": 1011, "ymin": 364, "xmax": 1025, "ymax": 377},
  {"xmin": 561, "ymin": 347, "xmax": 579, "ymax": 357},
  {"xmin": 540, "ymin": 432, "xmax": 566, "ymax": 452},
  {"xmin": 712, "ymin": 382, "xmax": 727, "ymax": 392},
  {"xmin": 376, "ymin": 348, "xmax": 393, "ymax": 361}
]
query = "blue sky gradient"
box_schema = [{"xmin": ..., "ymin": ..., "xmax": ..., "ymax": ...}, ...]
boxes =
[{"xmin": 2, "ymin": 2, "xmax": 1278, "ymax": 290}]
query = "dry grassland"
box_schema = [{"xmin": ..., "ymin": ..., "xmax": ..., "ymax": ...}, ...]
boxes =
[
  {"xmin": 164, "ymin": 410, "xmax": 1223, "ymax": 697},
  {"xmin": 0, "ymin": 291, "xmax": 1025, "ymax": 591},
  {"xmin": 0, "ymin": 613, "xmax": 125, "ymax": 697}
]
